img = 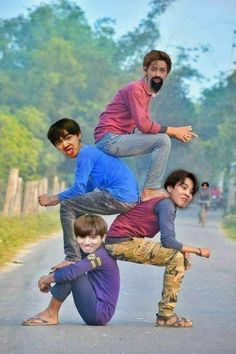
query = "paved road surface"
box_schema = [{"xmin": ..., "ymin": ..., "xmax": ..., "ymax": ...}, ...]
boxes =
[{"xmin": 0, "ymin": 205, "xmax": 236, "ymax": 354}]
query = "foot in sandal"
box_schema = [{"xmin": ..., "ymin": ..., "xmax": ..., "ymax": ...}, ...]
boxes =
[
  {"xmin": 22, "ymin": 310, "xmax": 58, "ymax": 326},
  {"xmin": 155, "ymin": 313, "xmax": 193, "ymax": 328}
]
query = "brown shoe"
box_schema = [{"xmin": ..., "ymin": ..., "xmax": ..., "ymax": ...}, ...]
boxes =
[{"xmin": 155, "ymin": 313, "xmax": 193, "ymax": 328}]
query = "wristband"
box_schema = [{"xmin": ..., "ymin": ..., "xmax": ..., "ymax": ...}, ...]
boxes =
[{"xmin": 197, "ymin": 248, "xmax": 202, "ymax": 256}]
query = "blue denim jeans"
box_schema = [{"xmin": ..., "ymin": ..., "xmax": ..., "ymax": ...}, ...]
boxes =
[
  {"xmin": 60, "ymin": 190, "xmax": 136, "ymax": 261},
  {"xmin": 96, "ymin": 132, "xmax": 171, "ymax": 189}
]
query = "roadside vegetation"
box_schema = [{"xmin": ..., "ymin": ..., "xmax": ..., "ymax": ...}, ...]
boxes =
[
  {"xmin": 222, "ymin": 214, "xmax": 236, "ymax": 241},
  {"xmin": 0, "ymin": 211, "xmax": 60, "ymax": 267}
]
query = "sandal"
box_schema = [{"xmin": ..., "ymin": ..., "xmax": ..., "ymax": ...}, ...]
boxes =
[
  {"xmin": 156, "ymin": 313, "xmax": 193, "ymax": 328},
  {"xmin": 21, "ymin": 317, "xmax": 58, "ymax": 326}
]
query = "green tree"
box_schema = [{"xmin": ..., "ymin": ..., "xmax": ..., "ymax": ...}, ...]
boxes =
[
  {"xmin": 0, "ymin": 112, "xmax": 43, "ymax": 180},
  {"xmin": 197, "ymin": 71, "xmax": 236, "ymax": 177}
]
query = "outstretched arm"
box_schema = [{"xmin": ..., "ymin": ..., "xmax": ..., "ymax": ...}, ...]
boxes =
[
  {"xmin": 38, "ymin": 194, "xmax": 60, "ymax": 207},
  {"xmin": 155, "ymin": 199, "xmax": 211, "ymax": 258},
  {"xmin": 181, "ymin": 245, "xmax": 210, "ymax": 258}
]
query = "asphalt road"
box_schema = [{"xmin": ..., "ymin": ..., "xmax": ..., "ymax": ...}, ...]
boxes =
[{"xmin": 0, "ymin": 205, "xmax": 236, "ymax": 354}]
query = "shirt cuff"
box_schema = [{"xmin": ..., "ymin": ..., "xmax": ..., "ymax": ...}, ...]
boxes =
[{"xmin": 159, "ymin": 126, "xmax": 168, "ymax": 133}]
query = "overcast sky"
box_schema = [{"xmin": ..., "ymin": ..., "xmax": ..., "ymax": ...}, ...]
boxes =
[{"xmin": 0, "ymin": 0, "xmax": 236, "ymax": 99}]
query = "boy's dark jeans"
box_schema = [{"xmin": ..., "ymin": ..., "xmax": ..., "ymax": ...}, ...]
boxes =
[{"xmin": 60, "ymin": 190, "xmax": 136, "ymax": 261}]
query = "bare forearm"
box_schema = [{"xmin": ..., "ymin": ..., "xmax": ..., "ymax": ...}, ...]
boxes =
[
  {"xmin": 166, "ymin": 126, "xmax": 178, "ymax": 138},
  {"xmin": 166, "ymin": 126, "xmax": 198, "ymax": 142},
  {"xmin": 38, "ymin": 194, "xmax": 60, "ymax": 207},
  {"xmin": 181, "ymin": 245, "xmax": 210, "ymax": 258}
]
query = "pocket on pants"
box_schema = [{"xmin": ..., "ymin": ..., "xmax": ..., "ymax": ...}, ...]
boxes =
[{"xmin": 133, "ymin": 239, "xmax": 157, "ymax": 263}]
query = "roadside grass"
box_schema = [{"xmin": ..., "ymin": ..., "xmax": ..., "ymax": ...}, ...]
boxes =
[
  {"xmin": 0, "ymin": 211, "xmax": 60, "ymax": 267},
  {"xmin": 222, "ymin": 213, "xmax": 236, "ymax": 241}
]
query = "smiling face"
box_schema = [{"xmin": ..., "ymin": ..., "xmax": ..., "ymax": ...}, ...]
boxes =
[
  {"xmin": 167, "ymin": 177, "xmax": 194, "ymax": 208},
  {"xmin": 54, "ymin": 130, "xmax": 81, "ymax": 158},
  {"xmin": 144, "ymin": 59, "xmax": 168, "ymax": 93},
  {"xmin": 77, "ymin": 234, "xmax": 105, "ymax": 254}
]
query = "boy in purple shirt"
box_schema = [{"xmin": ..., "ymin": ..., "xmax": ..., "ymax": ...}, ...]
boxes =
[
  {"xmin": 105, "ymin": 170, "xmax": 210, "ymax": 328},
  {"xmin": 22, "ymin": 215, "xmax": 120, "ymax": 326},
  {"xmin": 95, "ymin": 50, "xmax": 198, "ymax": 202}
]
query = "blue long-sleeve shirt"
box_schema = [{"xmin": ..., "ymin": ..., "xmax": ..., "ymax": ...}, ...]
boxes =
[{"xmin": 58, "ymin": 145, "xmax": 139, "ymax": 203}]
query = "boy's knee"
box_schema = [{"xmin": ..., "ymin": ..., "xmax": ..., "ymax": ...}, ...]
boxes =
[{"xmin": 172, "ymin": 251, "xmax": 185, "ymax": 272}]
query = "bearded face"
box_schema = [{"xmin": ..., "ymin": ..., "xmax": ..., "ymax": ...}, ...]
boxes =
[{"xmin": 150, "ymin": 76, "xmax": 163, "ymax": 93}]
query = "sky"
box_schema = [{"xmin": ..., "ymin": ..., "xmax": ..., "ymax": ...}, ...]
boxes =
[{"xmin": 0, "ymin": 0, "xmax": 236, "ymax": 100}]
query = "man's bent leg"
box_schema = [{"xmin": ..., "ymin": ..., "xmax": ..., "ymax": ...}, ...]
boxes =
[
  {"xmin": 157, "ymin": 251, "xmax": 185, "ymax": 317},
  {"xmin": 105, "ymin": 238, "xmax": 185, "ymax": 317},
  {"xmin": 60, "ymin": 191, "xmax": 136, "ymax": 261},
  {"xmin": 96, "ymin": 132, "xmax": 171, "ymax": 189}
]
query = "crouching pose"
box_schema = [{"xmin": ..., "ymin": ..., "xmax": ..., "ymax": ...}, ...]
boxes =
[
  {"xmin": 105, "ymin": 169, "xmax": 210, "ymax": 328},
  {"xmin": 22, "ymin": 215, "xmax": 120, "ymax": 326}
]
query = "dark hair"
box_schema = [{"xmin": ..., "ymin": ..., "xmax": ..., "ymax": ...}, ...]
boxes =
[
  {"xmin": 74, "ymin": 215, "xmax": 107, "ymax": 238},
  {"xmin": 201, "ymin": 182, "xmax": 209, "ymax": 187},
  {"xmin": 143, "ymin": 50, "xmax": 172, "ymax": 73},
  {"xmin": 164, "ymin": 169, "xmax": 199, "ymax": 195},
  {"xmin": 47, "ymin": 118, "xmax": 81, "ymax": 145}
]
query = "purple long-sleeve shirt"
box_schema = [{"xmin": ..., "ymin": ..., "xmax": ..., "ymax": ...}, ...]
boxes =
[
  {"xmin": 54, "ymin": 246, "xmax": 120, "ymax": 325},
  {"xmin": 94, "ymin": 79, "xmax": 164, "ymax": 142}
]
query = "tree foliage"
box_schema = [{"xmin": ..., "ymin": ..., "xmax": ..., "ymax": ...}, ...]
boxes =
[
  {"xmin": 196, "ymin": 71, "xmax": 236, "ymax": 177},
  {"xmin": 0, "ymin": 0, "xmax": 234, "ymax": 190},
  {"xmin": 0, "ymin": 111, "xmax": 43, "ymax": 180}
]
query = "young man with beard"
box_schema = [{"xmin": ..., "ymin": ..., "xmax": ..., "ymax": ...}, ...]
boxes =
[
  {"xmin": 104, "ymin": 169, "xmax": 210, "ymax": 328},
  {"xmin": 94, "ymin": 50, "xmax": 198, "ymax": 202},
  {"xmin": 38, "ymin": 118, "xmax": 139, "ymax": 266}
]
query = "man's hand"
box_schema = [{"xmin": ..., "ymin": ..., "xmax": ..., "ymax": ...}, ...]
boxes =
[
  {"xmin": 197, "ymin": 248, "xmax": 211, "ymax": 258},
  {"xmin": 167, "ymin": 126, "xmax": 198, "ymax": 143},
  {"xmin": 51, "ymin": 259, "xmax": 75, "ymax": 271},
  {"xmin": 38, "ymin": 194, "xmax": 60, "ymax": 207},
  {"xmin": 184, "ymin": 253, "xmax": 192, "ymax": 270},
  {"xmin": 38, "ymin": 274, "xmax": 54, "ymax": 292}
]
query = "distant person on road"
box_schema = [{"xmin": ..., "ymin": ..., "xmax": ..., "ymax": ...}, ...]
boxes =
[
  {"xmin": 22, "ymin": 215, "xmax": 120, "ymax": 326},
  {"xmin": 38, "ymin": 118, "xmax": 139, "ymax": 267},
  {"xmin": 94, "ymin": 50, "xmax": 198, "ymax": 202},
  {"xmin": 199, "ymin": 182, "xmax": 211, "ymax": 209},
  {"xmin": 198, "ymin": 182, "xmax": 211, "ymax": 223},
  {"xmin": 105, "ymin": 169, "xmax": 210, "ymax": 328},
  {"xmin": 211, "ymin": 185, "xmax": 222, "ymax": 209}
]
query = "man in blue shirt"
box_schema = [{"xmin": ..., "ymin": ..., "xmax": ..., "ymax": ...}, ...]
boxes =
[{"xmin": 38, "ymin": 118, "xmax": 139, "ymax": 264}]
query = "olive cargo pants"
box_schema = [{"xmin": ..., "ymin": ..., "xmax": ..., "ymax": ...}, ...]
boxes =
[{"xmin": 105, "ymin": 237, "xmax": 185, "ymax": 317}]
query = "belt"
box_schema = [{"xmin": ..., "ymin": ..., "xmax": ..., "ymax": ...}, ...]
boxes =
[{"xmin": 105, "ymin": 236, "xmax": 133, "ymax": 244}]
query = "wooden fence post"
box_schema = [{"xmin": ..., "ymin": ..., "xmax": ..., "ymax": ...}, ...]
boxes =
[
  {"xmin": 52, "ymin": 176, "xmax": 60, "ymax": 195},
  {"xmin": 3, "ymin": 168, "xmax": 19, "ymax": 216},
  {"xmin": 2, "ymin": 170, "xmax": 64, "ymax": 216},
  {"xmin": 38, "ymin": 177, "xmax": 48, "ymax": 213},
  {"xmin": 23, "ymin": 181, "xmax": 39, "ymax": 215},
  {"xmin": 11, "ymin": 177, "xmax": 23, "ymax": 216}
]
